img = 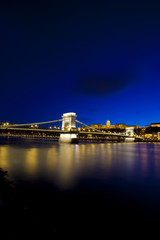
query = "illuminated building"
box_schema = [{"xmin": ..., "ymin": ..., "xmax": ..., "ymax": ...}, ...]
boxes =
[
  {"xmin": 115, "ymin": 123, "xmax": 127, "ymax": 129},
  {"xmin": 102, "ymin": 124, "xmax": 115, "ymax": 129},
  {"xmin": 106, "ymin": 120, "xmax": 110, "ymax": 126},
  {"xmin": 145, "ymin": 134, "xmax": 152, "ymax": 139},
  {"xmin": 90, "ymin": 124, "xmax": 102, "ymax": 130},
  {"xmin": 150, "ymin": 123, "xmax": 160, "ymax": 127}
]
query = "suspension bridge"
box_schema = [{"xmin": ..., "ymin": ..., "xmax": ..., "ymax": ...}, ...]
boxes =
[{"xmin": 0, "ymin": 112, "xmax": 143, "ymax": 143}]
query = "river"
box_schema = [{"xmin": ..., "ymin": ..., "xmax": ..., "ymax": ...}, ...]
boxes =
[{"xmin": 0, "ymin": 136, "xmax": 160, "ymax": 238}]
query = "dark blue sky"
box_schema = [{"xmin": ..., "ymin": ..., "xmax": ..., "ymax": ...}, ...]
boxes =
[{"xmin": 1, "ymin": 0, "xmax": 160, "ymax": 126}]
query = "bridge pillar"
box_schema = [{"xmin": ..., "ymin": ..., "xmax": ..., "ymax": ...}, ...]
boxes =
[
  {"xmin": 125, "ymin": 127, "xmax": 135, "ymax": 142},
  {"xmin": 59, "ymin": 112, "xmax": 78, "ymax": 143},
  {"xmin": 61, "ymin": 112, "xmax": 77, "ymax": 131}
]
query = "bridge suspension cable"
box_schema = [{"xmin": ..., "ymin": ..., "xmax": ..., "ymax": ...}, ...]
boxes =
[
  {"xmin": 76, "ymin": 120, "xmax": 88, "ymax": 127},
  {"xmin": 6, "ymin": 119, "xmax": 63, "ymax": 128},
  {"xmin": 76, "ymin": 120, "xmax": 107, "ymax": 133}
]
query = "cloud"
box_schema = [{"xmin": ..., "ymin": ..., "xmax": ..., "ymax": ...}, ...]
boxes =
[{"xmin": 76, "ymin": 71, "xmax": 135, "ymax": 96}]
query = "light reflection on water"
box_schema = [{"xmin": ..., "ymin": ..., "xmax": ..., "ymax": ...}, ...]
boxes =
[
  {"xmin": 0, "ymin": 138, "xmax": 160, "ymax": 189},
  {"xmin": 1, "ymin": 138, "xmax": 160, "ymax": 237}
]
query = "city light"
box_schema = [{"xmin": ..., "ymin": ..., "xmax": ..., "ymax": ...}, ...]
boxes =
[{"xmin": 0, "ymin": 112, "xmax": 160, "ymax": 142}]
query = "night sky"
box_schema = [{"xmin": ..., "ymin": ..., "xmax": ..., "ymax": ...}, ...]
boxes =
[{"xmin": 1, "ymin": 0, "xmax": 160, "ymax": 126}]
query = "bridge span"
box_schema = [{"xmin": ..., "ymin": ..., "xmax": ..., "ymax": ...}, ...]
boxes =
[{"xmin": 0, "ymin": 112, "xmax": 143, "ymax": 143}]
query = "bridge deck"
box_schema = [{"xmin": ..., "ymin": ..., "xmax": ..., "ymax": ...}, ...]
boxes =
[{"xmin": 0, "ymin": 127, "xmax": 143, "ymax": 140}]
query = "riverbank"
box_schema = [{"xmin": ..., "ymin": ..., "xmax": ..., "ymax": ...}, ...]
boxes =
[{"xmin": 1, "ymin": 133, "xmax": 160, "ymax": 143}]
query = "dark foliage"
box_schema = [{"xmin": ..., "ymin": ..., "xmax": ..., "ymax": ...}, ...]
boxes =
[
  {"xmin": 145, "ymin": 127, "xmax": 160, "ymax": 134},
  {"xmin": 0, "ymin": 168, "xmax": 13, "ymax": 201}
]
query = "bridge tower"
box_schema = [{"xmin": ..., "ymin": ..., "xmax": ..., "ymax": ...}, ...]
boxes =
[
  {"xmin": 125, "ymin": 127, "xmax": 135, "ymax": 142},
  {"xmin": 61, "ymin": 112, "xmax": 77, "ymax": 131},
  {"xmin": 59, "ymin": 112, "xmax": 78, "ymax": 143}
]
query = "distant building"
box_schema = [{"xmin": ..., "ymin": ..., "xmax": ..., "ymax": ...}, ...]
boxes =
[
  {"xmin": 102, "ymin": 124, "xmax": 115, "ymax": 129},
  {"xmin": 144, "ymin": 134, "xmax": 152, "ymax": 139},
  {"xmin": 106, "ymin": 120, "xmax": 110, "ymax": 126},
  {"xmin": 90, "ymin": 124, "xmax": 102, "ymax": 129},
  {"xmin": 150, "ymin": 123, "xmax": 160, "ymax": 127},
  {"xmin": 115, "ymin": 123, "xmax": 127, "ymax": 129},
  {"xmin": 89, "ymin": 122, "xmax": 140, "ymax": 131},
  {"xmin": 80, "ymin": 126, "xmax": 91, "ymax": 131},
  {"xmin": 127, "ymin": 125, "xmax": 140, "ymax": 129}
]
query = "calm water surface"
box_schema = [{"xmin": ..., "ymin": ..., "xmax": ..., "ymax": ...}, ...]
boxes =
[
  {"xmin": 1, "ymin": 137, "xmax": 160, "ymax": 185},
  {"xmin": 1, "ymin": 136, "xmax": 160, "ymax": 237}
]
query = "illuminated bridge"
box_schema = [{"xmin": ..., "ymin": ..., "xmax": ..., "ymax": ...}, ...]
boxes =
[{"xmin": 0, "ymin": 112, "xmax": 143, "ymax": 143}]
